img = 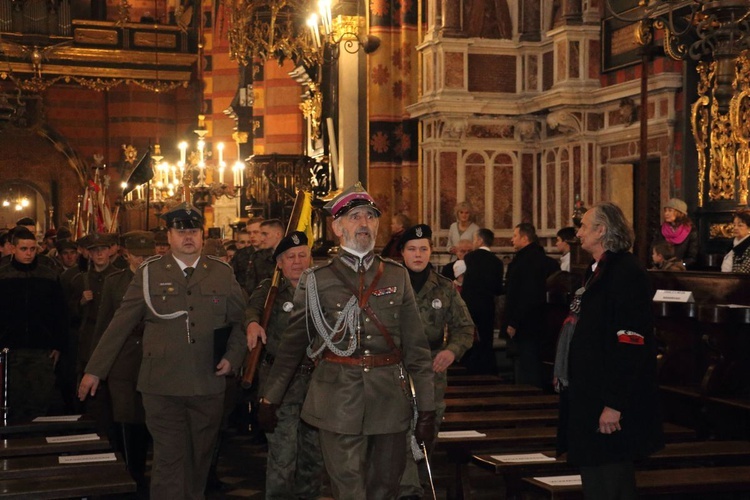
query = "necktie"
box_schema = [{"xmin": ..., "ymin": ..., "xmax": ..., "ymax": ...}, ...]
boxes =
[{"xmin": 184, "ymin": 266, "xmax": 194, "ymax": 280}]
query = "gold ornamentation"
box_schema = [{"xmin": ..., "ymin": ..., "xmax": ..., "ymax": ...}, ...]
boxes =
[
  {"xmin": 74, "ymin": 29, "xmax": 120, "ymax": 45},
  {"xmin": 122, "ymin": 144, "xmax": 138, "ymax": 164},
  {"xmin": 115, "ymin": 0, "xmax": 131, "ymax": 27},
  {"xmin": 730, "ymin": 53, "xmax": 750, "ymax": 206},
  {"xmin": 299, "ymin": 85, "xmax": 322, "ymax": 140},
  {"xmin": 134, "ymin": 32, "xmax": 178, "ymax": 49},
  {"xmin": 692, "ymin": 62, "xmax": 711, "ymax": 207},
  {"xmin": 232, "ymin": 131, "xmax": 249, "ymax": 144},
  {"xmin": 710, "ymin": 223, "xmax": 735, "ymax": 239},
  {"xmin": 226, "ymin": 0, "xmax": 316, "ymax": 67}
]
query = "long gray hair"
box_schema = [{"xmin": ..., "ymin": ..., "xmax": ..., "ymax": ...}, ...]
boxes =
[{"xmin": 590, "ymin": 202, "xmax": 634, "ymax": 252}]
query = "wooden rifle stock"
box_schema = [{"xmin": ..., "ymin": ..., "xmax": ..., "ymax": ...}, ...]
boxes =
[
  {"xmin": 241, "ymin": 269, "xmax": 280, "ymax": 388},
  {"xmin": 241, "ymin": 190, "xmax": 309, "ymax": 388}
]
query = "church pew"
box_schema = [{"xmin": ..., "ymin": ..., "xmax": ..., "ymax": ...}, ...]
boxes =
[
  {"xmin": 0, "ymin": 468, "xmax": 136, "ymax": 499},
  {"xmin": 0, "ymin": 434, "xmax": 111, "ymax": 458},
  {"xmin": 440, "ymin": 408, "xmax": 559, "ymax": 430},
  {"xmin": 471, "ymin": 440, "xmax": 750, "ymax": 499},
  {"xmin": 444, "ymin": 384, "xmax": 542, "ymax": 398},
  {"xmin": 447, "ymin": 374, "xmax": 505, "ymax": 386},
  {"xmin": 521, "ymin": 465, "xmax": 750, "ymax": 499},
  {"xmin": 444, "ymin": 394, "xmax": 558, "ymax": 412},
  {"xmin": 0, "ymin": 417, "xmax": 96, "ymax": 437},
  {"xmin": 0, "ymin": 452, "xmax": 128, "ymax": 480}
]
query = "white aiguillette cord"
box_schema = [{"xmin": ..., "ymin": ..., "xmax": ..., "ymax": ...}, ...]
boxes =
[{"xmin": 142, "ymin": 263, "xmax": 193, "ymax": 343}]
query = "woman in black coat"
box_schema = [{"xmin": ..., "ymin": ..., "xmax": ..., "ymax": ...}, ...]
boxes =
[{"xmin": 556, "ymin": 202, "xmax": 663, "ymax": 500}]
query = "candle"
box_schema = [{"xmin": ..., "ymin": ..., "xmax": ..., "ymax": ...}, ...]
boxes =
[
  {"xmin": 217, "ymin": 142, "xmax": 224, "ymax": 165},
  {"xmin": 219, "ymin": 162, "xmax": 225, "ymax": 184},
  {"xmin": 179, "ymin": 142, "xmax": 187, "ymax": 165}
]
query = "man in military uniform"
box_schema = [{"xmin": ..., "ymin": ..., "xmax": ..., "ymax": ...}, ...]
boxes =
[
  {"xmin": 232, "ymin": 218, "xmax": 263, "ymax": 294},
  {"xmin": 396, "ymin": 224, "xmax": 475, "ymax": 500},
  {"xmin": 152, "ymin": 227, "xmax": 170, "ymax": 255},
  {"xmin": 258, "ymin": 183, "xmax": 436, "ymax": 500},
  {"xmin": 78, "ymin": 202, "xmax": 247, "ymax": 500},
  {"xmin": 247, "ymin": 231, "xmax": 323, "ymax": 499},
  {"xmin": 92, "ymin": 231, "xmax": 155, "ymax": 489},
  {"xmin": 244, "ymin": 219, "xmax": 283, "ymax": 294}
]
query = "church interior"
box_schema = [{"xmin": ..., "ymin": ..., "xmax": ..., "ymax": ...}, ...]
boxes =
[{"xmin": 1, "ymin": 0, "xmax": 750, "ymax": 498}]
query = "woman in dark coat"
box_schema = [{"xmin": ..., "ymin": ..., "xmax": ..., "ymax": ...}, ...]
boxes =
[
  {"xmin": 658, "ymin": 198, "xmax": 698, "ymax": 268},
  {"xmin": 555, "ymin": 202, "xmax": 663, "ymax": 500}
]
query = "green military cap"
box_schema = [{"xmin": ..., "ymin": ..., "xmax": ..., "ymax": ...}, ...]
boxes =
[
  {"xmin": 324, "ymin": 182, "xmax": 381, "ymax": 219},
  {"xmin": 85, "ymin": 232, "xmax": 116, "ymax": 250},
  {"xmin": 55, "ymin": 239, "xmax": 78, "ymax": 252},
  {"xmin": 122, "ymin": 230, "xmax": 155, "ymax": 256},
  {"xmin": 162, "ymin": 202, "xmax": 204, "ymax": 229}
]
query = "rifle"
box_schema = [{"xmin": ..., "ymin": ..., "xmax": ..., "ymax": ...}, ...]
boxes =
[{"xmin": 241, "ymin": 190, "xmax": 311, "ymax": 388}]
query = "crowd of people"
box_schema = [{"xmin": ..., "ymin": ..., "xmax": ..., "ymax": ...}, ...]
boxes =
[{"xmin": 0, "ymin": 190, "xmax": 746, "ymax": 500}]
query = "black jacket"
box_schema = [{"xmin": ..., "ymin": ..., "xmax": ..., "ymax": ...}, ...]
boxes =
[
  {"xmin": 557, "ymin": 251, "xmax": 664, "ymax": 465},
  {"xmin": 0, "ymin": 258, "xmax": 67, "ymax": 351},
  {"xmin": 503, "ymin": 242, "xmax": 558, "ymax": 338},
  {"xmin": 461, "ymin": 248, "xmax": 504, "ymax": 337}
]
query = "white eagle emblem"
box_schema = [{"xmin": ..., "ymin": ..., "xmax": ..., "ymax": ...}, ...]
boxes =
[
  {"xmin": 283, "ymin": 301, "xmax": 294, "ymax": 312},
  {"xmin": 415, "ymin": 227, "xmax": 423, "ymax": 238},
  {"xmin": 292, "ymin": 234, "xmax": 300, "ymax": 245}
]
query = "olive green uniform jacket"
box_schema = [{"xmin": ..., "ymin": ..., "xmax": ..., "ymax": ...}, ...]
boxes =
[
  {"xmin": 85, "ymin": 253, "xmax": 247, "ymax": 396},
  {"xmin": 93, "ymin": 268, "xmax": 145, "ymax": 423},
  {"xmin": 262, "ymin": 252, "xmax": 435, "ymax": 435},
  {"xmin": 416, "ymin": 269, "xmax": 475, "ymax": 404}
]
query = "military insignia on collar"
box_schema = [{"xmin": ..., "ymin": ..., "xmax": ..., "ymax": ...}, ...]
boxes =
[
  {"xmin": 432, "ymin": 299, "xmax": 442, "ymax": 309},
  {"xmin": 283, "ymin": 301, "xmax": 294, "ymax": 312},
  {"xmin": 372, "ymin": 286, "xmax": 397, "ymax": 297},
  {"xmin": 416, "ymin": 227, "xmax": 423, "ymax": 238},
  {"xmin": 291, "ymin": 234, "xmax": 300, "ymax": 245}
]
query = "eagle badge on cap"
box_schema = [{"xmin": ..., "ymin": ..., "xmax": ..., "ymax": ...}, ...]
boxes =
[
  {"xmin": 292, "ymin": 234, "xmax": 300, "ymax": 245},
  {"xmin": 415, "ymin": 227, "xmax": 423, "ymax": 238}
]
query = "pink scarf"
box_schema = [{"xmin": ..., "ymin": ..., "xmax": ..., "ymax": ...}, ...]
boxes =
[{"xmin": 661, "ymin": 222, "xmax": 691, "ymax": 245}]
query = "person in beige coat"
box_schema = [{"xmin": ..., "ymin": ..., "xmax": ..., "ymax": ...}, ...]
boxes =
[{"xmin": 78, "ymin": 203, "xmax": 247, "ymax": 500}]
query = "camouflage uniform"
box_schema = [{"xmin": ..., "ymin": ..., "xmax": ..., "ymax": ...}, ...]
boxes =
[
  {"xmin": 231, "ymin": 245, "xmax": 256, "ymax": 294},
  {"xmin": 245, "ymin": 248, "xmax": 276, "ymax": 295},
  {"xmin": 246, "ymin": 277, "xmax": 323, "ymax": 499},
  {"xmin": 399, "ymin": 268, "xmax": 475, "ymax": 498}
]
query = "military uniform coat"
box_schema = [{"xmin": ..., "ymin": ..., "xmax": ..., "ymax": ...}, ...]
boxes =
[
  {"xmin": 557, "ymin": 251, "xmax": 664, "ymax": 465},
  {"xmin": 245, "ymin": 248, "xmax": 276, "ymax": 294},
  {"xmin": 262, "ymin": 252, "xmax": 435, "ymax": 435},
  {"xmin": 86, "ymin": 253, "xmax": 247, "ymax": 397},
  {"xmin": 93, "ymin": 268, "xmax": 145, "ymax": 423}
]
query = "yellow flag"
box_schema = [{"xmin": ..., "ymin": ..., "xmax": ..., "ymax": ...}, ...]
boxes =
[{"xmin": 289, "ymin": 190, "xmax": 314, "ymax": 247}]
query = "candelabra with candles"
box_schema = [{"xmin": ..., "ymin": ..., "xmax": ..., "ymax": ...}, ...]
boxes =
[{"xmin": 121, "ymin": 115, "xmax": 247, "ymax": 213}]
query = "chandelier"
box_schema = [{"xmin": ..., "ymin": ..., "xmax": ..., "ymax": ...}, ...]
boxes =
[{"xmin": 305, "ymin": 0, "xmax": 380, "ymax": 62}]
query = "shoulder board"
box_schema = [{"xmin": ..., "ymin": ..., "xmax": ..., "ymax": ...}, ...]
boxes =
[
  {"xmin": 378, "ymin": 256, "xmax": 405, "ymax": 268},
  {"xmin": 138, "ymin": 255, "xmax": 163, "ymax": 269},
  {"xmin": 205, "ymin": 254, "xmax": 232, "ymax": 269},
  {"xmin": 309, "ymin": 260, "xmax": 333, "ymax": 272}
]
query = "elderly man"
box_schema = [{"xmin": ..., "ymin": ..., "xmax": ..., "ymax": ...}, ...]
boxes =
[
  {"xmin": 246, "ymin": 231, "xmax": 323, "ymax": 500},
  {"xmin": 397, "ymin": 224, "xmax": 474, "ymax": 500},
  {"xmin": 78, "ymin": 202, "xmax": 247, "ymax": 500},
  {"xmin": 555, "ymin": 202, "xmax": 663, "ymax": 499},
  {"xmin": 258, "ymin": 183, "xmax": 435, "ymax": 500}
]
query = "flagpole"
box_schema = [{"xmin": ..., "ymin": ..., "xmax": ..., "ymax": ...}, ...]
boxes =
[{"xmin": 145, "ymin": 181, "xmax": 151, "ymax": 230}]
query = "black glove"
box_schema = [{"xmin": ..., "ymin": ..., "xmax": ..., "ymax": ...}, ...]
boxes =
[
  {"xmin": 257, "ymin": 399, "xmax": 279, "ymax": 433},
  {"xmin": 414, "ymin": 410, "xmax": 437, "ymax": 451}
]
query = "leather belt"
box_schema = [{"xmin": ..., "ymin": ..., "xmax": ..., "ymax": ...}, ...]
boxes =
[
  {"xmin": 264, "ymin": 351, "xmax": 315, "ymax": 375},
  {"xmin": 323, "ymin": 350, "xmax": 402, "ymax": 369}
]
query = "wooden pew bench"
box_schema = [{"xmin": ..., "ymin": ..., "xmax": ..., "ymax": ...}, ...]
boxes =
[
  {"xmin": 0, "ymin": 467, "xmax": 136, "ymax": 499},
  {"xmin": 444, "ymin": 384, "xmax": 542, "ymax": 398},
  {"xmin": 0, "ymin": 417, "xmax": 96, "ymax": 437},
  {"xmin": 522, "ymin": 465, "xmax": 750, "ymax": 499},
  {"xmin": 0, "ymin": 433, "xmax": 112, "ymax": 458},
  {"xmin": 445, "ymin": 394, "xmax": 559, "ymax": 412},
  {"xmin": 440, "ymin": 408, "xmax": 559, "ymax": 431},
  {"xmin": 439, "ymin": 423, "xmax": 695, "ymax": 499},
  {"xmin": 448, "ymin": 374, "xmax": 505, "ymax": 386},
  {"xmin": 472, "ymin": 440, "xmax": 750, "ymax": 499}
]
